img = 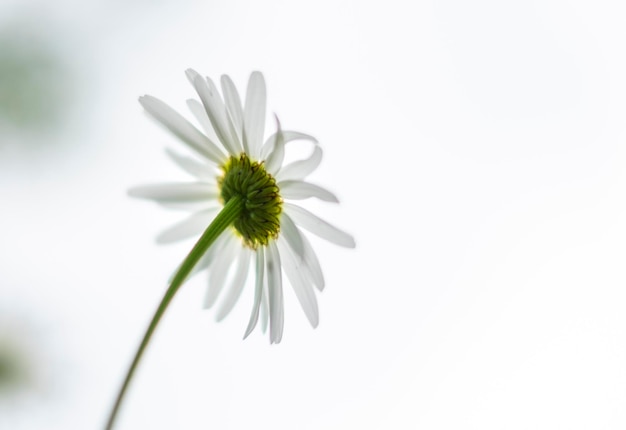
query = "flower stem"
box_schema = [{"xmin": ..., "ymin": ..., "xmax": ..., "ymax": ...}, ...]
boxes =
[{"xmin": 105, "ymin": 196, "xmax": 245, "ymax": 430}]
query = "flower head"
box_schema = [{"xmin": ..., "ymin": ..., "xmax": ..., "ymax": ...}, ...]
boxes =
[{"xmin": 130, "ymin": 70, "xmax": 355, "ymax": 343}]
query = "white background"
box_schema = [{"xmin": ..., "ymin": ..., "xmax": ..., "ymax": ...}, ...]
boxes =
[{"xmin": 1, "ymin": 0, "xmax": 626, "ymax": 428}]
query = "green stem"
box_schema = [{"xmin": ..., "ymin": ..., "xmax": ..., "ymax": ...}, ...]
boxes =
[{"xmin": 105, "ymin": 196, "xmax": 245, "ymax": 430}]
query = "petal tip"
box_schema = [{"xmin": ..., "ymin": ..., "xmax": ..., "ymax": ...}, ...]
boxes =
[
  {"xmin": 127, "ymin": 186, "xmax": 146, "ymax": 198},
  {"xmin": 250, "ymin": 70, "xmax": 264, "ymax": 81},
  {"xmin": 185, "ymin": 69, "xmax": 202, "ymax": 85},
  {"xmin": 138, "ymin": 94, "xmax": 153, "ymax": 107}
]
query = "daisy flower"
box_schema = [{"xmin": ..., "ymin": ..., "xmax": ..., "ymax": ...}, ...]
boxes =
[{"xmin": 129, "ymin": 69, "xmax": 355, "ymax": 344}]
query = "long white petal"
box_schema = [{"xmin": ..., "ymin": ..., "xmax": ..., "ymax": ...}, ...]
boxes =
[
  {"xmin": 279, "ymin": 180, "xmax": 339, "ymax": 202},
  {"xmin": 165, "ymin": 222, "xmax": 227, "ymax": 285},
  {"xmin": 275, "ymin": 146, "xmax": 323, "ymax": 182},
  {"xmin": 204, "ymin": 234, "xmax": 238, "ymax": 308},
  {"xmin": 266, "ymin": 241, "xmax": 284, "ymax": 344},
  {"xmin": 216, "ymin": 247, "xmax": 251, "ymax": 321},
  {"xmin": 188, "ymin": 232, "xmax": 229, "ymax": 279},
  {"xmin": 139, "ymin": 95, "xmax": 223, "ymax": 164},
  {"xmin": 209, "ymin": 78, "xmax": 244, "ymax": 155},
  {"xmin": 220, "ymin": 75, "xmax": 244, "ymax": 145},
  {"xmin": 156, "ymin": 209, "xmax": 217, "ymax": 244},
  {"xmin": 186, "ymin": 98, "xmax": 221, "ymax": 144},
  {"xmin": 244, "ymin": 248, "xmax": 265, "ymax": 339},
  {"xmin": 299, "ymin": 231, "xmax": 325, "ymax": 291},
  {"xmin": 206, "ymin": 76, "xmax": 242, "ymax": 154},
  {"xmin": 128, "ymin": 183, "xmax": 217, "ymax": 202},
  {"xmin": 260, "ymin": 282, "xmax": 269, "ymax": 334},
  {"xmin": 165, "ymin": 148, "xmax": 216, "ymax": 179},
  {"xmin": 277, "ymin": 238, "xmax": 319, "ymax": 328},
  {"xmin": 243, "ymin": 71, "xmax": 266, "ymax": 159},
  {"xmin": 280, "ymin": 216, "xmax": 326, "ymax": 291},
  {"xmin": 260, "ymin": 130, "xmax": 318, "ymax": 160},
  {"xmin": 188, "ymin": 70, "xmax": 239, "ymax": 156},
  {"xmin": 264, "ymin": 118, "xmax": 285, "ymax": 175},
  {"xmin": 156, "ymin": 201, "xmax": 216, "ymax": 212},
  {"xmin": 280, "ymin": 212, "xmax": 304, "ymax": 258},
  {"xmin": 284, "ymin": 203, "xmax": 356, "ymax": 248}
]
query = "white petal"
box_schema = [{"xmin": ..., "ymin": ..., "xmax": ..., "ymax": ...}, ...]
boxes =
[
  {"xmin": 157, "ymin": 201, "xmax": 216, "ymax": 212},
  {"xmin": 186, "ymin": 98, "xmax": 221, "ymax": 144},
  {"xmin": 279, "ymin": 180, "xmax": 339, "ymax": 202},
  {"xmin": 244, "ymin": 248, "xmax": 265, "ymax": 339},
  {"xmin": 280, "ymin": 212, "xmax": 304, "ymax": 258},
  {"xmin": 216, "ymin": 247, "xmax": 251, "ymax": 321},
  {"xmin": 275, "ymin": 146, "xmax": 323, "ymax": 182},
  {"xmin": 204, "ymin": 234, "xmax": 238, "ymax": 309},
  {"xmin": 243, "ymin": 71, "xmax": 266, "ymax": 159},
  {"xmin": 156, "ymin": 209, "xmax": 217, "ymax": 244},
  {"xmin": 277, "ymin": 238, "xmax": 319, "ymax": 328},
  {"xmin": 266, "ymin": 241, "xmax": 284, "ymax": 344},
  {"xmin": 260, "ymin": 281, "xmax": 269, "ymax": 334},
  {"xmin": 128, "ymin": 183, "xmax": 217, "ymax": 202},
  {"xmin": 260, "ymin": 130, "xmax": 318, "ymax": 160},
  {"xmin": 165, "ymin": 148, "xmax": 216, "ymax": 179},
  {"xmin": 139, "ymin": 95, "xmax": 223, "ymax": 164},
  {"xmin": 189, "ymin": 232, "xmax": 229, "ymax": 279},
  {"xmin": 188, "ymin": 71, "xmax": 239, "ymax": 156},
  {"xmin": 299, "ymin": 231, "xmax": 325, "ymax": 291},
  {"xmin": 264, "ymin": 118, "xmax": 285, "ymax": 175},
  {"xmin": 284, "ymin": 203, "xmax": 356, "ymax": 248},
  {"xmin": 220, "ymin": 75, "xmax": 244, "ymax": 145},
  {"xmin": 213, "ymin": 81, "xmax": 244, "ymax": 156},
  {"xmin": 164, "ymin": 218, "xmax": 228, "ymax": 285},
  {"xmin": 185, "ymin": 68, "xmax": 202, "ymax": 85},
  {"xmin": 280, "ymin": 217, "xmax": 326, "ymax": 291},
  {"xmin": 206, "ymin": 76, "xmax": 242, "ymax": 154}
]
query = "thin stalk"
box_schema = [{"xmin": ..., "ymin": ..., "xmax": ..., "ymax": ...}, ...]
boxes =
[{"xmin": 105, "ymin": 196, "xmax": 245, "ymax": 430}]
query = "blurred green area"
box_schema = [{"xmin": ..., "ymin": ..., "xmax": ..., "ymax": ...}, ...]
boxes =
[
  {"xmin": 0, "ymin": 341, "xmax": 28, "ymax": 394},
  {"xmin": 0, "ymin": 25, "xmax": 72, "ymax": 137}
]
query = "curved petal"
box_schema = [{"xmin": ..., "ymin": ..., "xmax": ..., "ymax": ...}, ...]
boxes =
[
  {"xmin": 206, "ymin": 76, "xmax": 243, "ymax": 154},
  {"xmin": 156, "ymin": 208, "xmax": 217, "ymax": 244},
  {"xmin": 216, "ymin": 247, "xmax": 252, "ymax": 321},
  {"xmin": 260, "ymin": 130, "xmax": 318, "ymax": 160},
  {"xmin": 221, "ymin": 75, "xmax": 244, "ymax": 145},
  {"xmin": 165, "ymin": 213, "xmax": 229, "ymax": 285},
  {"xmin": 275, "ymin": 146, "xmax": 323, "ymax": 182},
  {"xmin": 278, "ymin": 238, "xmax": 319, "ymax": 328},
  {"xmin": 187, "ymin": 69, "xmax": 239, "ymax": 156},
  {"xmin": 264, "ymin": 117, "xmax": 285, "ymax": 175},
  {"xmin": 266, "ymin": 241, "xmax": 284, "ymax": 344},
  {"xmin": 186, "ymin": 98, "xmax": 221, "ymax": 145},
  {"xmin": 299, "ymin": 230, "xmax": 325, "ymax": 291},
  {"xmin": 279, "ymin": 180, "xmax": 339, "ymax": 203},
  {"xmin": 280, "ymin": 218, "xmax": 326, "ymax": 291},
  {"xmin": 284, "ymin": 203, "xmax": 355, "ymax": 248},
  {"xmin": 188, "ymin": 232, "xmax": 229, "ymax": 279},
  {"xmin": 156, "ymin": 200, "xmax": 216, "ymax": 212},
  {"xmin": 280, "ymin": 212, "xmax": 304, "ymax": 259},
  {"xmin": 139, "ymin": 95, "xmax": 224, "ymax": 164},
  {"xmin": 165, "ymin": 148, "xmax": 216, "ymax": 179},
  {"xmin": 243, "ymin": 71, "xmax": 266, "ymax": 159},
  {"xmin": 244, "ymin": 248, "xmax": 265, "ymax": 339},
  {"xmin": 260, "ymin": 281, "xmax": 269, "ymax": 334},
  {"xmin": 204, "ymin": 234, "xmax": 238, "ymax": 309},
  {"xmin": 128, "ymin": 183, "xmax": 217, "ymax": 203}
]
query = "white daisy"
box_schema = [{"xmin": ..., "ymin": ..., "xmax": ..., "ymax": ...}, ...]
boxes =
[{"xmin": 130, "ymin": 69, "xmax": 355, "ymax": 343}]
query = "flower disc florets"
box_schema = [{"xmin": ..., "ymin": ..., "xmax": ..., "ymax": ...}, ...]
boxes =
[{"xmin": 219, "ymin": 154, "xmax": 282, "ymax": 248}]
